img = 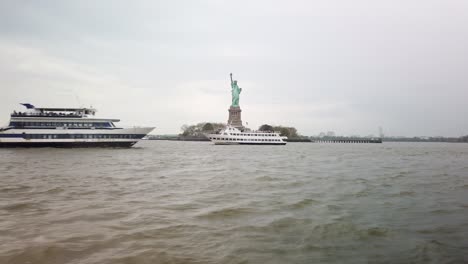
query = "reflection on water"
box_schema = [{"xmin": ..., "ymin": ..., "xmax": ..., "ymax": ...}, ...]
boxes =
[{"xmin": 1, "ymin": 141, "xmax": 467, "ymax": 263}]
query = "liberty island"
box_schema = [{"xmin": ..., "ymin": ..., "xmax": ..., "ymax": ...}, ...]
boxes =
[{"xmin": 206, "ymin": 73, "xmax": 287, "ymax": 145}]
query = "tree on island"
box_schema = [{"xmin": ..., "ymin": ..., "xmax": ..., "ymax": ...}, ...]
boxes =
[
  {"xmin": 180, "ymin": 122, "xmax": 225, "ymax": 137},
  {"xmin": 259, "ymin": 124, "xmax": 273, "ymax": 132},
  {"xmin": 258, "ymin": 124, "xmax": 300, "ymax": 138},
  {"xmin": 202, "ymin": 123, "xmax": 214, "ymax": 132}
]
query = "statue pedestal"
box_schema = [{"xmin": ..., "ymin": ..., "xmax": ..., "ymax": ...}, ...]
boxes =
[{"xmin": 228, "ymin": 106, "xmax": 243, "ymax": 129}]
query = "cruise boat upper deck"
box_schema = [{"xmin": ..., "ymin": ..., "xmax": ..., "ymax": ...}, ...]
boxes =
[{"xmin": 11, "ymin": 104, "xmax": 98, "ymax": 118}]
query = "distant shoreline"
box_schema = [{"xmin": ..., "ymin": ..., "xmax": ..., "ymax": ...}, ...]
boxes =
[{"xmin": 146, "ymin": 137, "xmax": 468, "ymax": 143}]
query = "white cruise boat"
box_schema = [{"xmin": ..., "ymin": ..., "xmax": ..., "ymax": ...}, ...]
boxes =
[
  {"xmin": 0, "ymin": 104, "xmax": 154, "ymax": 148},
  {"xmin": 207, "ymin": 125, "xmax": 287, "ymax": 145}
]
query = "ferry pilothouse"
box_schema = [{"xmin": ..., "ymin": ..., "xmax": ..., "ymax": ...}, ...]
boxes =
[
  {"xmin": 0, "ymin": 104, "xmax": 155, "ymax": 148},
  {"xmin": 207, "ymin": 125, "xmax": 287, "ymax": 145}
]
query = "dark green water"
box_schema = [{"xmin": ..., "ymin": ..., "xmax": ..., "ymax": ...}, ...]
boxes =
[{"xmin": 1, "ymin": 141, "xmax": 467, "ymax": 263}]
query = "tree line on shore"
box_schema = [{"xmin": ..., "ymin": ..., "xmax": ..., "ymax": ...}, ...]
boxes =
[
  {"xmin": 180, "ymin": 122, "xmax": 301, "ymax": 138},
  {"xmin": 178, "ymin": 123, "xmax": 468, "ymax": 142}
]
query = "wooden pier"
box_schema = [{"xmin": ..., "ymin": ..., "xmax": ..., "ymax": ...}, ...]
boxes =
[{"xmin": 313, "ymin": 138, "xmax": 382, "ymax": 143}]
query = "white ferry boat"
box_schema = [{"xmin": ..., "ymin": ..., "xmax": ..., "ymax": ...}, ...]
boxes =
[
  {"xmin": 0, "ymin": 104, "xmax": 154, "ymax": 148},
  {"xmin": 207, "ymin": 125, "xmax": 287, "ymax": 145}
]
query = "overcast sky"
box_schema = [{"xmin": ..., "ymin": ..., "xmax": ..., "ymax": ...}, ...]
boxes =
[{"xmin": 1, "ymin": 0, "xmax": 467, "ymax": 136}]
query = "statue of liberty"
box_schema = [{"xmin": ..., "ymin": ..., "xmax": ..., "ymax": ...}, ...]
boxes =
[{"xmin": 230, "ymin": 73, "xmax": 242, "ymax": 107}]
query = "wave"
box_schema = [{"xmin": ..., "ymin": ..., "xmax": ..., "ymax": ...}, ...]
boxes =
[
  {"xmin": 197, "ymin": 207, "xmax": 254, "ymax": 219},
  {"xmin": 287, "ymin": 198, "xmax": 319, "ymax": 209},
  {"xmin": 1, "ymin": 202, "xmax": 37, "ymax": 211}
]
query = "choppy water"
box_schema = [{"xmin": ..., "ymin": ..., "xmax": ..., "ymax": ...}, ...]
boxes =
[{"xmin": 1, "ymin": 141, "xmax": 468, "ymax": 264}]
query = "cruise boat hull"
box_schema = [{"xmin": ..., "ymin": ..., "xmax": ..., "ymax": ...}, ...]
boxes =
[
  {"xmin": 213, "ymin": 142, "xmax": 286, "ymax": 145},
  {"xmin": 0, "ymin": 127, "xmax": 154, "ymax": 148},
  {"xmin": 0, "ymin": 141, "xmax": 139, "ymax": 148},
  {"xmin": 238, "ymin": 142, "xmax": 286, "ymax": 145}
]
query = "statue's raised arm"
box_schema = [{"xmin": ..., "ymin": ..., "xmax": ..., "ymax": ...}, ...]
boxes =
[{"xmin": 230, "ymin": 73, "xmax": 233, "ymax": 84}]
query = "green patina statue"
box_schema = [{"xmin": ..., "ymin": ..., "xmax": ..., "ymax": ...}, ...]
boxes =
[{"xmin": 230, "ymin": 73, "xmax": 242, "ymax": 107}]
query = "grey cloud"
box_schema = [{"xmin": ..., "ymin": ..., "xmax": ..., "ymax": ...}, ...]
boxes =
[{"xmin": 1, "ymin": 0, "xmax": 467, "ymax": 136}]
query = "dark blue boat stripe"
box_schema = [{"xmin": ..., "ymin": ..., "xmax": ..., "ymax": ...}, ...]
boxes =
[
  {"xmin": 0, "ymin": 134, "xmax": 23, "ymax": 138},
  {"xmin": 0, "ymin": 141, "xmax": 137, "ymax": 148},
  {"xmin": 0, "ymin": 134, "xmax": 146, "ymax": 139}
]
